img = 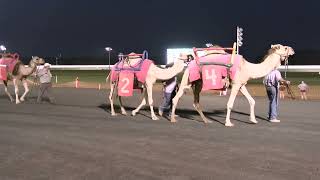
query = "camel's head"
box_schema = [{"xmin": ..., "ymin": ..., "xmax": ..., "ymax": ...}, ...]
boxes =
[
  {"xmin": 271, "ymin": 44, "xmax": 295, "ymax": 61},
  {"xmin": 31, "ymin": 56, "xmax": 45, "ymax": 65},
  {"xmin": 177, "ymin": 53, "xmax": 189, "ymax": 62}
]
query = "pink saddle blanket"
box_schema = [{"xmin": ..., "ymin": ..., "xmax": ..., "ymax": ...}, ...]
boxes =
[
  {"xmin": 110, "ymin": 59, "xmax": 153, "ymax": 84},
  {"xmin": 188, "ymin": 54, "xmax": 242, "ymax": 90},
  {"xmin": 0, "ymin": 57, "xmax": 18, "ymax": 80}
]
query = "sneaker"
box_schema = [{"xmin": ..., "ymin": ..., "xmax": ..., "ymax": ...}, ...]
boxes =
[
  {"xmin": 158, "ymin": 110, "xmax": 163, "ymax": 117},
  {"xmin": 269, "ymin": 119, "xmax": 280, "ymax": 123}
]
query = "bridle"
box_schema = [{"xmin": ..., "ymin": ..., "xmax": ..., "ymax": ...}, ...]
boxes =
[{"xmin": 275, "ymin": 48, "xmax": 290, "ymax": 78}]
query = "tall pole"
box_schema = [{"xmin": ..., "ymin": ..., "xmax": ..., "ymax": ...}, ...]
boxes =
[
  {"xmin": 236, "ymin": 26, "xmax": 243, "ymax": 55},
  {"xmin": 108, "ymin": 51, "xmax": 111, "ymax": 70},
  {"xmin": 105, "ymin": 47, "xmax": 112, "ymax": 70}
]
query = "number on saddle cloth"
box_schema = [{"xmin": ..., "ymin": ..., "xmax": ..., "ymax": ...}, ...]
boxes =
[
  {"xmin": 201, "ymin": 65, "xmax": 224, "ymax": 90},
  {"xmin": 118, "ymin": 71, "xmax": 134, "ymax": 96}
]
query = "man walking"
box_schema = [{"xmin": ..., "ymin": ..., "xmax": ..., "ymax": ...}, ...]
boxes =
[
  {"xmin": 36, "ymin": 63, "xmax": 55, "ymax": 103},
  {"xmin": 263, "ymin": 69, "xmax": 290, "ymax": 122}
]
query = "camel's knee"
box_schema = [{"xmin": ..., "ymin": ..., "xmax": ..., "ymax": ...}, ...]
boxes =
[
  {"xmin": 140, "ymin": 99, "xmax": 147, "ymax": 106},
  {"xmin": 227, "ymin": 102, "xmax": 233, "ymax": 110},
  {"xmin": 249, "ymin": 98, "xmax": 255, "ymax": 106},
  {"xmin": 148, "ymin": 99, "xmax": 153, "ymax": 106},
  {"xmin": 172, "ymin": 97, "xmax": 179, "ymax": 105},
  {"xmin": 109, "ymin": 94, "xmax": 113, "ymax": 101}
]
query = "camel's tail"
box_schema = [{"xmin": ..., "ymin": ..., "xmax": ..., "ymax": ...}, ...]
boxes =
[{"xmin": 106, "ymin": 72, "xmax": 111, "ymax": 83}]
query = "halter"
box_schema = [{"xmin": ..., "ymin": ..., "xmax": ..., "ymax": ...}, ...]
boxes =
[{"xmin": 274, "ymin": 49, "xmax": 290, "ymax": 78}]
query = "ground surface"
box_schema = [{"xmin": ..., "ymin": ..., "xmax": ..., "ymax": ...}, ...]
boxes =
[{"xmin": 0, "ymin": 87, "xmax": 319, "ymax": 180}]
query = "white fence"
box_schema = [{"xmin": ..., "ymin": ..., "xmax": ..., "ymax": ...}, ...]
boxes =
[{"xmin": 1, "ymin": 64, "xmax": 320, "ymax": 72}]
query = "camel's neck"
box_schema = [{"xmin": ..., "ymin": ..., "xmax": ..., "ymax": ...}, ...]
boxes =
[
  {"xmin": 243, "ymin": 54, "xmax": 281, "ymax": 79},
  {"xmin": 19, "ymin": 61, "xmax": 37, "ymax": 76},
  {"xmin": 152, "ymin": 60, "xmax": 185, "ymax": 80}
]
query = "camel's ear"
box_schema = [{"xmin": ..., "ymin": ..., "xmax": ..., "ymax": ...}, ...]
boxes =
[
  {"xmin": 32, "ymin": 56, "xmax": 34, "ymax": 59},
  {"xmin": 271, "ymin": 44, "xmax": 281, "ymax": 50}
]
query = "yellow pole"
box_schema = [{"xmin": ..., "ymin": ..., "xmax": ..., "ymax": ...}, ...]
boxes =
[{"xmin": 230, "ymin": 42, "xmax": 237, "ymax": 65}]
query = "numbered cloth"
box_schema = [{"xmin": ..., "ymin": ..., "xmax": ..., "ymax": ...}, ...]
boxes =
[
  {"xmin": 0, "ymin": 57, "xmax": 18, "ymax": 80},
  {"xmin": 110, "ymin": 59, "xmax": 153, "ymax": 96},
  {"xmin": 188, "ymin": 54, "xmax": 242, "ymax": 90}
]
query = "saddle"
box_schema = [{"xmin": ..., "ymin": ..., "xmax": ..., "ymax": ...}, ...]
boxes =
[{"xmin": 189, "ymin": 43, "xmax": 239, "ymax": 91}]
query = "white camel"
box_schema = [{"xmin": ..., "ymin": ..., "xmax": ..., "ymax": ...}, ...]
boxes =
[
  {"xmin": 1, "ymin": 54, "xmax": 45, "ymax": 104},
  {"xmin": 170, "ymin": 44, "xmax": 295, "ymax": 126},
  {"xmin": 106, "ymin": 53, "xmax": 188, "ymax": 120}
]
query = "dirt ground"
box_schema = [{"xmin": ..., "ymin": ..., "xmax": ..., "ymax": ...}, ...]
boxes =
[
  {"xmin": 0, "ymin": 80, "xmax": 318, "ymax": 100},
  {"xmin": 1, "ymin": 87, "xmax": 320, "ymax": 180},
  {"xmin": 53, "ymin": 81, "xmax": 320, "ymax": 100}
]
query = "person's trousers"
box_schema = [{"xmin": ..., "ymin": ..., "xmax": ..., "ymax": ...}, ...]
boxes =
[
  {"xmin": 37, "ymin": 83, "xmax": 54, "ymax": 103},
  {"xmin": 265, "ymin": 85, "xmax": 279, "ymax": 120},
  {"xmin": 159, "ymin": 91, "xmax": 176, "ymax": 113}
]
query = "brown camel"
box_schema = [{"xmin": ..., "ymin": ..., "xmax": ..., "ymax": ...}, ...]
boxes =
[{"xmin": 1, "ymin": 54, "xmax": 45, "ymax": 104}]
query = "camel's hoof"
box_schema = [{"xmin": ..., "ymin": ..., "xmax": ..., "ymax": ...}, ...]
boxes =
[
  {"xmin": 131, "ymin": 111, "xmax": 137, "ymax": 116},
  {"xmin": 170, "ymin": 119, "xmax": 177, "ymax": 123},
  {"xmin": 225, "ymin": 122, "xmax": 234, "ymax": 127},
  {"xmin": 20, "ymin": 98, "xmax": 25, "ymax": 102},
  {"xmin": 10, "ymin": 99, "xmax": 14, "ymax": 103},
  {"xmin": 16, "ymin": 101, "xmax": 21, "ymax": 104},
  {"xmin": 152, "ymin": 116, "xmax": 159, "ymax": 121},
  {"xmin": 250, "ymin": 119, "xmax": 258, "ymax": 124},
  {"xmin": 121, "ymin": 111, "xmax": 127, "ymax": 116},
  {"xmin": 111, "ymin": 112, "xmax": 117, "ymax": 116}
]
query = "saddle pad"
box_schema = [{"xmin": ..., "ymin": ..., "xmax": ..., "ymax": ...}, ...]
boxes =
[{"xmin": 118, "ymin": 71, "xmax": 134, "ymax": 96}]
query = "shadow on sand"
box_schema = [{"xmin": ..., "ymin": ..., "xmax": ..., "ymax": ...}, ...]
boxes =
[{"xmin": 98, "ymin": 103, "xmax": 268, "ymax": 125}]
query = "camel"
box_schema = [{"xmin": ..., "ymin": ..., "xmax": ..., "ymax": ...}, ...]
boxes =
[
  {"xmin": 0, "ymin": 54, "xmax": 45, "ymax": 104},
  {"xmin": 170, "ymin": 44, "xmax": 295, "ymax": 127},
  {"xmin": 106, "ymin": 52, "xmax": 187, "ymax": 120}
]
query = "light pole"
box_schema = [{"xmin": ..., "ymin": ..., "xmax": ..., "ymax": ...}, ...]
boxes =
[
  {"xmin": 55, "ymin": 53, "xmax": 62, "ymax": 65},
  {"xmin": 105, "ymin": 47, "xmax": 112, "ymax": 70},
  {"xmin": 0, "ymin": 45, "xmax": 7, "ymax": 53},
  {"xmin": 236, "ymin": 26, "xmax": 243, "ymax": 54},
  {"xmin": 205, "ymin": 43, "xmax": 213, "ymax": 47}
]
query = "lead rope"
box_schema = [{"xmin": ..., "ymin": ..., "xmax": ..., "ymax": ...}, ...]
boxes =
[
  {"xmin": 282, "ymin": 50, "xmax": 295, "ymax": 99},
  {"xmin": 284, "ymin": 57, "xmax": 288, "ymax": 79}
]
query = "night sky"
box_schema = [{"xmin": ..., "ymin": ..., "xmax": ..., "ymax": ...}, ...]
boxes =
[{"xmin": 1, "ymin": 0, "xmax": 319, "ymax": 64}]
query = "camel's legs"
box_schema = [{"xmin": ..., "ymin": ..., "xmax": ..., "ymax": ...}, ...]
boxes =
[
  {"xmin": 145, "ymin": 83, "xmax": 158, "ymax": 120},
  {"xmin": 192, "ymin": 82, "xmax": 211, "ymax": 124},
  {"xmin": 132, "ymin": 88, "xmax": 147, "ymax": 116},
  {"xmin": 118, "ymin": 96, "xmax": 127, "ymax": 115},
  {"xmin": 13, "ymin": 78, "xmax": 20, "ymax": 104},
  {"xmin": 225, "ymin": 83, "xmax": 242, "ymax": 127},
  {"xmin": 20, "ymin": 78, "xmax": 29, "ymax": 102},
  {"xmin": 239, "ymin": 85, "xmax": 257, "ymax": 124},
  {"xmin": 109, "ymin": 82, "xmax": 116, "ymax": 116},
  {"xmin": 170, "ymin": 69, "xmax": 191, "ymax": 123},
  {"xmin": 170, "ymin": 85, "xmax": 190, "ymax": 122},
  {"xmin": 3, "ymin": 81, "xmax": 14, "ymax": 102}
]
